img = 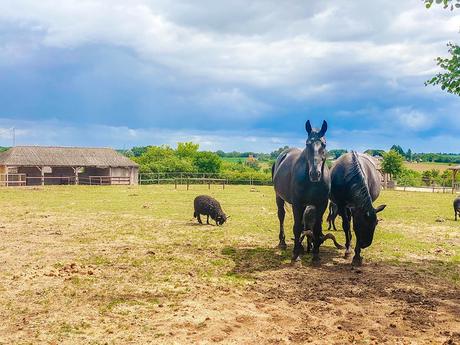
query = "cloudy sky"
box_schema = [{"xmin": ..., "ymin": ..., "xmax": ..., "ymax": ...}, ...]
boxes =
[{"xmin": 0, "ymin": 0, "xmax": 459, "ymax": 152}]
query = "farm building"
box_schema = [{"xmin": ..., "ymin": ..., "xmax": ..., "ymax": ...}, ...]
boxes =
[
  {"xmin": 448, "ymin": 165, "xmax": 460, "ymax": 193},
  {"xmin": 0, "ymin": 146, "xmax": 139, "ymax": 186}
]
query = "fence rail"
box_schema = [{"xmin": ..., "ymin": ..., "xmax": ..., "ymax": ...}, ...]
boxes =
[
  {"xmin": 139, "ymin": 172, "xmax": 272, "ymax": 186},
  {"xmin": 0, "ymin": 174, "xmax": 131, "ymax": 186},
  {"xmin": 395, "ymin": 185, "xmax": 459, "ymax": 193},
  {"xmin": 0, "ymin": 174, "xmax": 26, "ymax": 186}
]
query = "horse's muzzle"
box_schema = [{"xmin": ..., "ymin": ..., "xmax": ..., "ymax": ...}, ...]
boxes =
[{"xmin": 309, "ymin": 171, "xmax": 321, "ymax": 182}]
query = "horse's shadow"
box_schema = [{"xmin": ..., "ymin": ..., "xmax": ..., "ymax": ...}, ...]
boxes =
[{"xmin": 221, "ymin": 244, "xmax": 344, "ymax": 276}]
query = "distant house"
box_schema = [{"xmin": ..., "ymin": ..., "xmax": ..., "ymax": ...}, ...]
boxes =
[{"xmin": 0, "ymin": 146, "xmax": 139, "ymax": 186}]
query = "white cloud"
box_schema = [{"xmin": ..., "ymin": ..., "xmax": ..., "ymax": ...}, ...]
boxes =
[
  {"xmin": 1, "ymin": 0, "xmax": 459, "ymax": 91},
  {"xmin": 391, "ymin": 108, "xmax": 433, "ymax": 131},
  {"xmin": 1, "ymin": 1, "xmax": 460, "ymax": 151}
]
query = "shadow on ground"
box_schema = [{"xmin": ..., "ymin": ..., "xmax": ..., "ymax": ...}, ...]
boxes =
[{"xmin": 221, "ymin": 244, "xmax": 344, "ymax": 276}]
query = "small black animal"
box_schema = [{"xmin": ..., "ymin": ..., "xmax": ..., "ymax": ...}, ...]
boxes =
[
  {"xmin": 193, "ymin": 195, "xmax": 228, "ymax": 226},
  {"xmin": 454, "ymin": 197, "xmax": 460, "ymax": 221},
  {"xmin": 302, "ymin": 205, "xmax": 343, "ymax": 253},
  {"xmin": 327, "ymin": 201, "xmax": 339, "ymax": 231}
]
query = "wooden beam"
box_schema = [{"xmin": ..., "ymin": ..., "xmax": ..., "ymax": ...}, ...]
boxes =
[
  {"xmin": 72, "ymin": 167, "xmax": 80, "ymax": 185},
  {"xmin": 38, "ymin": 166, "xmax": 44, "ymax": 186},
  {"xmin": 453, "ymin": 170, "xmax": 458, "ymax": 194}
]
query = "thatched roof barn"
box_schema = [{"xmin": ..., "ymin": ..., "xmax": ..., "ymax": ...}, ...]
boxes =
[{"xmin": 0, "ymin": 146, "xmax": 138, "ymax": 186}]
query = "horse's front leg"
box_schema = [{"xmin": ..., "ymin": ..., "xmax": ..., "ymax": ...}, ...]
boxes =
[
  {"xmin": 311, "ymin": 214, "xmax": 323, "ymax": 263},
  {"xmin": 276, "ymin": 196, "xmax": 287, "ymax": 250},
  {"xmin": 352, "ymin": 243, "xmax": 362, "ymax": 266},
  {"xmin": 292, "ymin": 204, "xmax": 305, "ymax": 262}
]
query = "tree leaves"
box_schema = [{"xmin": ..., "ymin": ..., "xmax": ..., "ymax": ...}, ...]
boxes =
[
  {"xmin": 425, "ymin": 42, "xmax": 460, "ymax": 96},
  {"xmin": 423, "ymin": 0, "xmax": 460, "ymax": 10}
]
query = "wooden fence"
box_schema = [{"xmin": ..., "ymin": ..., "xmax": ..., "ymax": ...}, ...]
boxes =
[
  {"xmin": 0, "ymin": 175, "xmax": 131, "ymax": 186},
  {"xmin": 0, "ymin": 174, "xmax": 26, "ymax": 186},
  {"xmin": 139, "ymin": 172, "xmax": 272, "ymax": 186}
]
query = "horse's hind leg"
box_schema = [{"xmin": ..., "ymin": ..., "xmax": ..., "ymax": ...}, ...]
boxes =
[
  {"xmin": 276, "ymin": 196, "xmax": 287, "ymax": 250},
  {"xmin": 327, "ymin": 205, "xmax": 333, "ymax": 230},
  {"xmin": 339, "ymin": 206, "xmax": 352, "ymax": 257}
]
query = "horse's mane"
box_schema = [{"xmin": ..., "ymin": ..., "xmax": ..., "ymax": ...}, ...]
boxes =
[{"xmin": 344, "ymin": 151, "xmax": 373, "ymax": 211}]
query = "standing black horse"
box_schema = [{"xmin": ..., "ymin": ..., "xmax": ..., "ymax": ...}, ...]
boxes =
[
  {"xmin": 272, "ymin": 120, "xmax": 331, "ymax": 262},
  {"xmin": 330, "ymin": 152, "xmax": 386, "ymax": 266}
]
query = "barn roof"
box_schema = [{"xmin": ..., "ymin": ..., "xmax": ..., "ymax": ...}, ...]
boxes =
[{"xmin": 0, "ymin": 146, "xmax": 138, "ymax": 167}]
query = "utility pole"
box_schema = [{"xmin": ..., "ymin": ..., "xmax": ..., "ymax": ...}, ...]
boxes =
[{"xmin": 12, "ymin": 127, "xmax": 16, "ymax": 147}]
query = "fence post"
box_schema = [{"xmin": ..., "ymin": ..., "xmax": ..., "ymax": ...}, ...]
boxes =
[
  {"xmin": 175, "ymin": 179, "xmax": 177, "ymax": 189},
  {"xmin": 187, "ymin": 178, "xmax": 189, "ymax": 190}
]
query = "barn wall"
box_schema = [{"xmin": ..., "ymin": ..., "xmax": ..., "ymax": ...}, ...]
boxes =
[
  {"xmin": 3, "ymin": 165, "xmax": 137, "ymax": 186},
  {"xmin": 131, "ymin": 167, "xmax": 139, "ymax": 185},
  {"xmin": 110, "ymin": 167, "xmax": 136, "ymax": 185},
  {"xmin": 18, "ymin": 166, "xmax": 75, "ymax": 185},
  {"xmin": 78, "ymin": 167, "xmax": 110, "ymax": 185}
]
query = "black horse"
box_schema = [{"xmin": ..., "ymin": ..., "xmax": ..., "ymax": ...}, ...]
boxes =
[
  {"xmin": 272, "ymin": 120, "xmax": 331, "ymax": 262},
  {"xmin": 330, "ymin": 151, "xmax": 386, "ymax": 266}
]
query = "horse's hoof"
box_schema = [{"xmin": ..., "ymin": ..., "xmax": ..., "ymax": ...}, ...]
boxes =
[
  {"xmin": 344, "ymin": 247, "xmax": 352, "ymax": 258},
  {"xmin": 311, "ymin": 255, "xmax": 321, "ymax": 265},
  {"xmin": 352, "ymin": 256, "xmax": 363, "ymax": 266},
  {"xmin": 278, "ymin": 242, "xmax": 287, "ymax": 250},
  {"xmin": 291, "ymin": 254, "xmax": 302, "ymax": 265}
]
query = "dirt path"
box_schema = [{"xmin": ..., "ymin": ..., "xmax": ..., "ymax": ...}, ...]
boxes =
[{"xmin": 161, "ymin": 258, "xmax": 460, "ymax": 345}]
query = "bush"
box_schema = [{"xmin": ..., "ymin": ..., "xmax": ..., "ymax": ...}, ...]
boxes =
[{"xmin": 396, "ymin": 168, "xmax": 421, "ymax": 187}]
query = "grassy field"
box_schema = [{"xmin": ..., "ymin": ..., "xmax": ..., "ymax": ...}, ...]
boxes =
[
  {"xmin": 404, "ymin": 161, "xmax": 453, "ymax": 172},
  {"xmin": 0, "ymin": 185, "xmax": 459, "ymax": 344}
]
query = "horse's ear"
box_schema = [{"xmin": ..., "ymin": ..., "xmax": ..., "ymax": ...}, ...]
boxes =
[
  {"xmin": 318, "ymin": 120, "xmax": 328, "ymax": 137},
  {"xmin": 305, "ymin": 120, "xmax": 312, "ymax": 135},
  {"xmin": 375, "ymin": 204, "xmax": 386, "ymax": 213}
]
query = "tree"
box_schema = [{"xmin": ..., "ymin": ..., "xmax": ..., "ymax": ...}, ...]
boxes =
[
  {"xmin": 382, "ymin": 150, "xmax": 404, "ymax": 178},
  {"xmin": 193, "ymin": 151, "xmax": 222, "ymax": 173},
  {"xmin": 390, "ymin": 145, "xmax": 405, "ymax": 157},
  {"xmin": 270, "ymin": 146, "xmax": 289, "ymax": 159},
  {"xmin": 364, "ymin": 149, "xmax": 385, "ymax": 157},
  {"xmin": 425, "ymin": 42, "xmax": 460, "ymax": 96},
  {"xmin": 397, "ymin": 168, "xmax": 421, "ymax": 187},
  {"xmin": 131, "ymin": 146, "xmax": 150, "ymax": 157},
  {"xmin": 423, "ymin": 1, "xmax": 460, "ymax": 95},
  {"xmin": 328, "ymin": 149, "xmax": 347, "ymax": 160},
  {"xmin": 406, "ymin": 148, "xmax": 413, "ymax": 161},
  {"xmin": 176, "ymin": 142, "xmax": 199, "ymax": 159}
]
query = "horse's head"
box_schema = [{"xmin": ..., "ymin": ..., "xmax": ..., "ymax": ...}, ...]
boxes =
[
  {"xmin": 352, "ymin": 204, "xmax": 386, "ymax": 248},
  {"xmin": 305, "ymin": 120, "xmax": 328, "ymax": 182}
]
